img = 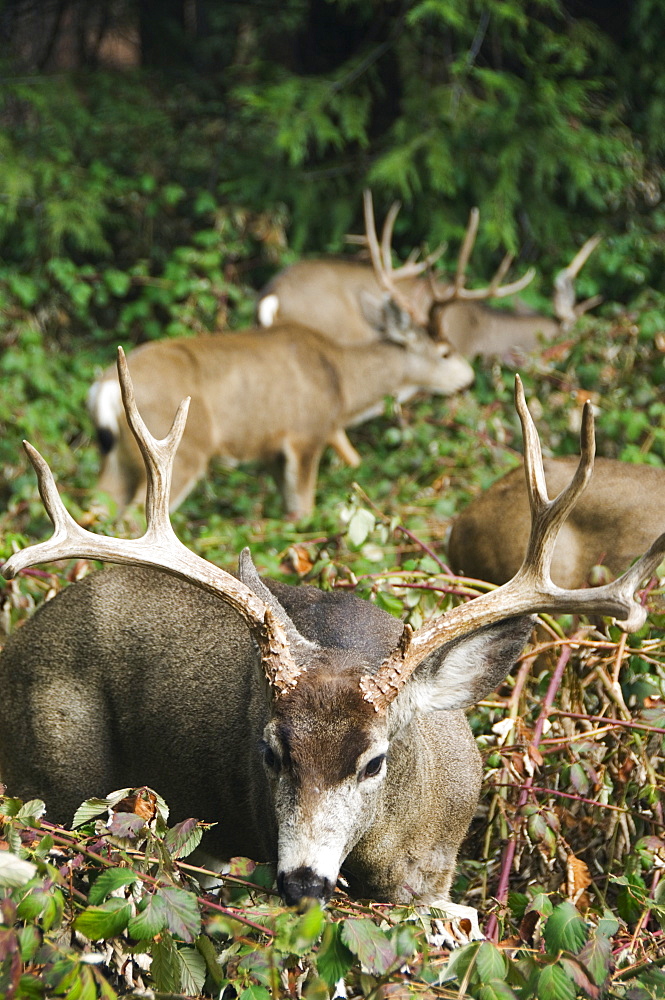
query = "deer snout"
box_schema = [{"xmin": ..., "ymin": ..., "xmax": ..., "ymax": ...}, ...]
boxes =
[{"xmin": 277, "ymin": 867, "xmax": 334, "ymax": 907}]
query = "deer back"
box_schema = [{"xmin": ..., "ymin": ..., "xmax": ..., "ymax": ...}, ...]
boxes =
[
  {"xmin": 448, "ymin": 456, "xmax": 665, "ymax": 589},
  {"xmin": 89, "ymin": 317, "xmax": 472, "ymax": 516},
  {"xmin": 258, "ymin": 259, "xmax": 433, "ymax": 347}
]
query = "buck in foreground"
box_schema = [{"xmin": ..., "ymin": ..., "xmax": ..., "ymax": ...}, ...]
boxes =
[
  {"xmin": 448, "ymin": 456, "xmax": 665, "ymax": 589},
  {"xmin": 259, "ymin": 194, "xmax": 601, "ymax": 359},
  {"xmin": 2, "ymin": 352, "xmax": 663, "ymax": 935}
]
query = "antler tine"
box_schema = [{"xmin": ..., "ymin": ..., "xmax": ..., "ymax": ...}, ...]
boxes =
[
  {"xmin": 2, "ymin": 348, "xmax": 301, "ymax": 697},
  {"xmin": 553, "ymin": 234, "xmax": 602, "ymax": 326},
  {"xmin": 380, "ymin": 200, "xmax": 401, "ymax": 272},
  {"xmin": 360, "ymin": 375, "xmax": 663, "ymax": 712},
  {"xmin": 362, "ymin": 189, "xmax": 427, "ymax": 321},
  {"xmin": 453, "ymin": 207, "xmax": 480, "ymax": 292},
  {"xmin": 562, "ymin": 233, "xmax": 602, "ymax": 281},
  {"xmin": 431, "ymin": 208, "xmax": 535, "ymax": 304},
  {"xmin": 116, "ymin": 346, "xmax": 189, "ymax": 538},
  {"xmin": 514, "ymin": 374, "xmax": 595, "ymax": 584}
]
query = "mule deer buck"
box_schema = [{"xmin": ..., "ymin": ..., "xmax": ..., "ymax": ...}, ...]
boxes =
[
  {"xmin": 448, "ymin": 456, "xmax": 665, "ymax": 590},
  {"xmin": 259, "ymin": 194, "xmax": 601, "ymax": 359},
  {"xmin": 88, "ymin": 197, "xmax": 473, "ymax": 515},
  {"xmin": 2, "ymin": 351, "xmax": 663, "ymax": 935}
]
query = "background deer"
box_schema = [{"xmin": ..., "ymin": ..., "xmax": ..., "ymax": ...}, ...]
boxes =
[
  {"xmin": 88, "ymin": 195, "xmax": 474, "ymax": 515},
  {"xmin": 448, "ymin": 456, "xmax": 665, "ymax": 590},
  {"xmin": 258, "ymin": 196, "xmax": 601, "ymax": 359},
  {"xmin": 2, "ymin": 352, "xmax": 663, "ymax": 935},
  {"xmin": 88, "ymin": 301, "xmax": 472, "ymax": 518}
]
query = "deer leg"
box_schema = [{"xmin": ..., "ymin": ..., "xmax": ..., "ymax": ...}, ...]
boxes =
[
  {"xmin": 281, "ymin": 441, "xmax": 323, "ymax": 519},
  {"xmin": 328, "ymin": 428, "xmax": 362, "ymax": 468}
]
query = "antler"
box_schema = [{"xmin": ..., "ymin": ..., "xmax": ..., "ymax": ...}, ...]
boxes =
[
  {"xmin": 2, "ymin": 347, "xmax": 302, "ymax": 697},
  {"xmin": 430, "ymin": 207, "xmax": 536, "ymax": 305},
  {"xmin": 553, "ymin": 234, "xmax": 603, "ymax": 327},
  {"xmin": 363, "ymin": 190, "xmax": 446, "ymax": 324},
  {"xmin": 360, "ymin": 375, "xmax": 665, "ymax": 711}
]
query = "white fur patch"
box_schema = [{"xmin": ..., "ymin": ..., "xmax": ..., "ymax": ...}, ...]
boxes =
[
  {"xmin": 258, "ymin": 293, "xmax": 279, "ymax": 327},
  {"xmin": 87, "ymin": 379, "xmax": 122, "ymax": 435}
]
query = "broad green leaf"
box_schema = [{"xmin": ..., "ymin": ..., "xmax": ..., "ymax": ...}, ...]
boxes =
[
  {"xmin": 477, "ymin": 980, "xmax": 519, "ymax": 1000},
  {"xmin": 88, "ymin": 868, "xmax": 139, "ymax": 906},
  {"xmin": 237, "ymin": 987, "xmax": 272, "ymax": 1000},
  {"xmin": 526, "ymin": 892, "xmax": 553, "ymax": 917},
  {"xmin": 476, "ymin": 942, "xmax": 507, "ymax": 981},
  {"xmin": 196, "ymin": 933, "xmax": 226, "ymax": 987},
  {"xmin": 72, "ymin": 795, "xmax": 122, "ymax": 828},
  {"xmin": 578, "ymin": 932, "xmax": 612, "ymax": 987},
  {"xmin": 163, "ymin": 817, "xmax": 203, "ymax": 859},
  {"xmin": 151, "ymin": 934, "xmax": 181, "ymax": 993},
  {"xmin": 439, "ymin": 939, "xmax": 481, "ymax": 984},
  {"xmin": 341, "ymin": 918, "xmax": 397, "ymax": 975},
  {"xmin": 543, "ymin": 901, "xmax": 588, "ymax": 954},
  {"xmin": 177, "ymin": 946, "xmax": 207, "ymax": 995},
  {"xmin": 160, "ymin": 886, "xmax": 201, "ymax": 942},
  {"xmin": 18, "ymin": 924, "xmax": 40, "ymax": 962},
  {"xmin": 536, "ymin": 963, "xmax": 577, "ymax": 1000},
  {"xmin": 316, "ymin": 922, "xmax": 354, "ymax": 988},
  {"xmin": 15, "ymin": 800, "xmax": 46, "ymax": 823},
  {"xmin": 559, "ymin": 957, "xmax": 600, "ymax": 999},
  {"xmin": 73, "ymin": 899, "xmax": 132, "ymax": 940},
  {"xmin": 347, "ymin": 508, "xmax": 375, "ymax": 548},
  {"xmin": 127, "ymin": 892, "xmax": 168, "ymax": 940},
  {"xmin": 0, "ymin": 853, "xmax": 37, "ymax": 887}
]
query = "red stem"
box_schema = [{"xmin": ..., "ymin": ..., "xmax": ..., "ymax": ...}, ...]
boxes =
[{"xmin": 485, "ymin": 643, "xmax": 572, "ymax": 942}]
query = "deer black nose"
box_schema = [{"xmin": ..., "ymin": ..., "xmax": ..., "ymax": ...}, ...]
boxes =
[{"xmin": 278, "ymin": 867, "xmax": 334, "ymax": 907}]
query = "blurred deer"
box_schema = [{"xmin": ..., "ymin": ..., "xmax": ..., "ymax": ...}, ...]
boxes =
[
  {"xmin": 2, "ymin": 352, "xmax": 663, "ymax": 937},
  {"xmin": 448, "ymin": 456, "xmax": 665, "ymax": 589},
  {"xmin": 88, "ymin": 195, "xmax": 474, "ymax": 516},
  {"xmin": 258, "ymin": 195, "xmax": 601, "ymax": 359}
]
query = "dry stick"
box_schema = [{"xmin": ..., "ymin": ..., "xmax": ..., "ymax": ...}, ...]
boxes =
[{"xmin": 485, "ymin": 642, "xmax": 573, "ymax": 942}]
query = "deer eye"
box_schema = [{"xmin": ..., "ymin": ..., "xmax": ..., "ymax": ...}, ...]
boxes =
[
  {"xmin": 360, "ymin": 754, "xmax": 386, "ymax": 781},
  {"xmin": 260, "ymin": 741, "xmax": 280, "ymax": 772}
]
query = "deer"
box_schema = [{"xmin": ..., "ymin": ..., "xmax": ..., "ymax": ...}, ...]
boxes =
[
  {"xmin": 448, "ymin": 456, "xmax": 665, "ymax": 590},
  {"xmin": 258, "ymin": 195, "xmax": 602, "ymax": 360},
  {"xmin": 2, "ymin": 349, "xmax": 663, "ymax": 939},
  {"xmin": 87, "ymin": 197, "xmax": 474, "ymax": 516}
]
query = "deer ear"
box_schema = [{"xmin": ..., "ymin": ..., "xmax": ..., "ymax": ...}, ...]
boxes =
[
  {"xmin": 358, "ymin": 289, "xmax": 389, "ymax": 332},
  {"xmin": 238, "ymin": 548, "xmax": 318, "ymax": 654},
  {"xmin": 386, "ymin": 616, "xmax": 534, "ymax": 731}
]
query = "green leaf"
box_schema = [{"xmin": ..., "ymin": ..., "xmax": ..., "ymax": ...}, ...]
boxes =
[
  {"xmin": 315, "ymin": 921, "xmax": 354, "ymax": 987},
  {"xmin": 127, "ymin": 892, "xmax": 168, "ymax": 940},
  {"xmin": 73, "ymin": 899, "xmax": 132, "ymax": 940},
  {"xmin": 72, "ymin": 796, "xmax": 118, "ymax": 828},
  {"xmin": 341, "ymin": 918, "xmax": 397, "ymax": 975},
  {"xmin": 543, "ymin": 901, "xmax": 588, "ymax": 954},
  {"xmin": 0, "ymin": 853, "xmax": 37, "ymax": 887},
  {"xmin": 237, "ymin": 987, "xmax": 272, "ymax": 1000},
  {"xmin": 88, "ymin": 868, "xmax": 139, "ymax": 905},
  {"xmin": 477, "ymin": 980, "xmax": 519, "ymax": 1000},
  {"xmin": 578, "ymin": 931, "xmax": 612, "ymax": 987},
  {"xmin": 476, "ymin": 942, "xmax": 507, "ymax": 981},
  {"xmin": 151, "ymin": 934, "xmax": 181, "ymax": 993},
  {"xmin": 177, "ymin": 946, "xmax": 207, "ymax": 995},
  {"xmin": 196, "ymin": 933, "xmax": 226, "ymax": 987},
  {"xmin": 536, "ymin": 963, "xmax": 577, "ymax": 1000},
  {"xmin": 163, "ymin": 817, "xmax": 203, "ymax": 859},
  {"xmin": 103, "ymin": 269, "xmax": 131, "ymax": 297},
  {"xmin": 346, "ymin": 508, "xmax": 375, "ymax": 548},
  {"xmin": 159, "ymin": 886, "xmax": 201, "ymax": 942}
]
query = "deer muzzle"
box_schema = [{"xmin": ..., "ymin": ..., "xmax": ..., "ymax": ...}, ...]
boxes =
[{"xmin": 277, "ymin": 867, "xmax": 335, "ymax": 907}]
